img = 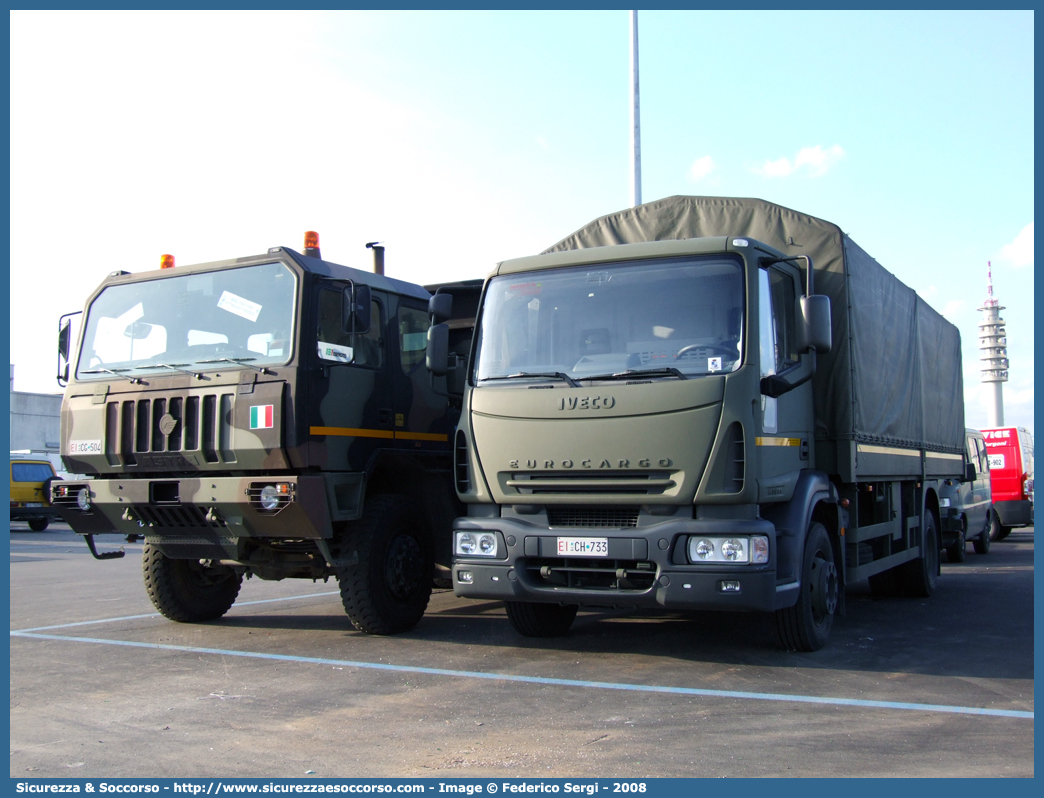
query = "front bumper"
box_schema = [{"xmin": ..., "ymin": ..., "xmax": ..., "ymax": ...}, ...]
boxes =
[
  {"xmin": 50, "ymin": 475, "xmax": 332, "ymax": 541},
  {"xmin": 451, "ymin": 514, "xmax": 791, "ymax": 613}
]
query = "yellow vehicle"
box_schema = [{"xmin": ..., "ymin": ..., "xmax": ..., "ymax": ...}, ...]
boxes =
[{"xmin": 9, "ymin": 456, "xmax": 61, "ymax": 531}]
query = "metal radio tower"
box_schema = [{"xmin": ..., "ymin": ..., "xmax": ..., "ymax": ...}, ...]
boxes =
[{"xmin": 978, "ymin": 261, "xmax": 1009, "ymax": 427}]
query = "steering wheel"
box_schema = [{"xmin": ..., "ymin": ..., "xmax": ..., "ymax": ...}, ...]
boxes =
[{"xmin": 673, "ymin": 343, "xmax": 736, "ymax": 361}]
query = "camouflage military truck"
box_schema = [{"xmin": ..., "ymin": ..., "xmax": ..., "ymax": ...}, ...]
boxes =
[
  {"xmin": 52, "ymin": 234, "xmax": 480, "ymax": 634},
  {"xmin": 444, "ymin": 197, "xmax": 966, "ymax": 651}
]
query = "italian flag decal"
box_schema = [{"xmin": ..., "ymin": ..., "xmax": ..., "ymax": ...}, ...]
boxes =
[{"xmin": 250, "ymin": 405, "xmax": 274, "ymax": 429}]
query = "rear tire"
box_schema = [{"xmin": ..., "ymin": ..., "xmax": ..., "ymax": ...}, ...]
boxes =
[
  {"xmin": 504, "ymin": 601, "xmax": 578, "ymax": 637},
  {"xmin": 898, "ymin": 510, "xmax": 939, "ymax": 597},
  {"xmin": 946, "ymin": 525, "xmax": 967, "ymax": 562},
  {"xmin": 142, "ymin": 543, "xmax": 242, "ymax": 622},
  {"xmin": 28, "ymin": 518, "xmax": 49, "ymax": 532},
  {"xmin": 774, "ymin": 523, "xmax": 837, "ymax": 652},
  {"xmin": 336, "ymin": 495, "xmax": 432, "ymax": 635}
]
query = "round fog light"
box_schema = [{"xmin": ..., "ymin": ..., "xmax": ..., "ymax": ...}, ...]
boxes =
[
  {"xmin": 721, "ymin": 538, "xmax": 745, "ymax": 561},
  {"xmin": 76, "ymin": 488, "xmax": 91, "ymax": 512},
  {"xmin": 259, "ymin": 485, "xmax": 280, "ymax": 511},
  {"xmin": 693, "ymin": 539, "xmax": 714, "ymax": 560},
  {"xmin": 457, "ymin": 533, "xmax": 476, "ymax": 555}
]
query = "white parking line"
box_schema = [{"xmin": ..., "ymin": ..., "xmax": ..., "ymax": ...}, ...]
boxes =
[{"xmin": 10, "ymin": 627, "xmax": 1033, "ymax": 721}]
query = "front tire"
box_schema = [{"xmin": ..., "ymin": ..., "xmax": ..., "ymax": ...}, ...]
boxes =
[
  {"xmin": 142, "ymin": 543, "xmax": 242, "ymax": 622},
  {"xmin": 972, "ymin": 515, "xmax": 991, "ymax": 555},
  {"xmin": 990, "ymin": 509, "xmax": 1011, "ymax": 541},
  {"xmin": 504, "ymin": 601, "xmax": 578, "ymax": 637},
  {"xmin": 336, "ymin": 495, "xmax": 432, "ymax": 635},
  {"xmin": 774, "ymin": 523, "xmax": 838, "ymax": 652},
  {"xmin": 28, "ymin": 518, "xmax": 49, "ymax": 532},
  {"xmin": 946, "ymin": 525, "xmax": 967, "ymax": 562}
]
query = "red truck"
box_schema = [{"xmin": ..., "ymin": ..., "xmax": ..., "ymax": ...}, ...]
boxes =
[{"xmin": 981, "ymin": 426, "xmax": 1034, "ymax": 539}]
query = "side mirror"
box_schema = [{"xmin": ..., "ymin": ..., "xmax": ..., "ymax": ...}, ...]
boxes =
[
  {"xmin": 429, "ymin": 292, "xmax": 453, "ymax": 324},
  {"xmin": 343, "ymin": 284, "xmax": 371, "ymax": 335},
  {"xmin": 426, "ymin": 323, "xmax": 449, "ymax": 376},
  {"xmin": 965, "ymin": 463, "xmax": 977, "ymax": 483},
  {"xmin": 58, "ymin": 318, "xmax": 72, "ymax": 361},
  {"xmin": 57, "ymin": 314, "xmax": 77, "ymax": 387},
  {"xmin": 801, "ymin": 295, "xmax": 832, "ymax": 354}
]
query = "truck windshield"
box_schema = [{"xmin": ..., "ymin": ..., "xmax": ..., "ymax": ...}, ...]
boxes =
[
  {"xmin": 474, "ymin": 256, "xmax": 745, "ymax": 383},
  {"xmin": 76, "ymin": 262, "xmax": 297, "ymax": 380}
]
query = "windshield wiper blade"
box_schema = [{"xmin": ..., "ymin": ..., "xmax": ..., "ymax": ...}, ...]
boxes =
[
  {"xmin": 80, "ymin": 367, "xmax": 146, "ymax": 385},
  {"xmin": 583, "ymin": 368, "xmax": 688, "ymax": 381},
  {"xmin": 134, "ymin": 363, "xmax": 206, "ymax": 380},
  {"xmin": 482, "ymin": 371, "xmax": 579, "ymax": 387},
  {"xmin": 196, "ymin": 357, "xmax": 272, "ymax": 375}
]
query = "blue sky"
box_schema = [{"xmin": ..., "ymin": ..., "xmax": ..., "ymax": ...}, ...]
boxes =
[{"xmin": 9, "ymin": 9, "xmax": 1034, "ymax": 433}]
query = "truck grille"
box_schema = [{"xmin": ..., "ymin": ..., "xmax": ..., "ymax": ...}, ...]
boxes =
[
  {"xmin": 506, "ymin": 471, "xmax": 675, "ymax": 496},
  {"xmin": 523, "ymin": 557, "xmax": 656, "ymax": 592},
  {"xmin": 133, "ymin": 504, "xmax": 228, "ymax": 530},
  {"xmin": 546, "ymin": 506, "xmax": 639, "ymax": 528},
  {"xmin": 105, "ymin": 393, "xmax": 237, "ymax": 467}
]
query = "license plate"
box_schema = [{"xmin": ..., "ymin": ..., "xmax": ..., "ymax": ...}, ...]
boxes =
[
  {"xmin": 25, "ymin": 502, "xmax": 43, "ymax": 508},
  {"xmin": 557, "ymin": 537, "xmax": 608, "ymax": 557}
]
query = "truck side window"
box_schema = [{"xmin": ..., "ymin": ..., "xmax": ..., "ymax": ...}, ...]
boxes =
[
  {"xmin": 398, "ymin": 305, "xmax": 430, "ymax": 374},
  {"xmin": 767, "ymin": 269, "xmax": 799, "ymax": 369},
  {"xmin": 317, "ymin": 289, "xmax": 383, "ymax": 368}
]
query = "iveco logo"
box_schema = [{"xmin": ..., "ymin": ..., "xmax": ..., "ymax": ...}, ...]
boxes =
[
  {"xmin": 558, "ymin": 395, "xmax": 616, "ymax": 410},
  {"xmin": 510, "ymin": 457, "xmax": 672, "ymax": 469},
  {"xmin": 158, "ymin": 414, "xmax": 178, "ymax": 435}
]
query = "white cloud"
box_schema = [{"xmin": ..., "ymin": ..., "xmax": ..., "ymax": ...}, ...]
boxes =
[
  {"xmin": 688, "ymin": 155, "xmax": 715, "ymax": 182},
  {"xmin": 941, "ymin": 299, "xmax": 966, "ymax": 320},
  {"xmin": 536, "ymin": 136, "xmax": 550, "ymax": 151},
  {"xmin": 752, "ymin": 144, "xmax": 845, "ymax": 178},
  {"xmin": 998, "ymin": 222, "xmax": 1033, "ymax": 268}
]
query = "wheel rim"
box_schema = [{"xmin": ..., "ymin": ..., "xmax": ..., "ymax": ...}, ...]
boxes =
[
  {"xmin": 384, "ymin": 534, "xmax": 425, "ymax": 601},
  {"xmin": 811, "ymin": 555, "xmax": 838, "ymax": 622}
]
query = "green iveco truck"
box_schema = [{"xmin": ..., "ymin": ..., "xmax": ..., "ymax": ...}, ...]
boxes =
[
  {"xmin": 53, "ymin": 234, "xmax": 479, "ymax": 634},
  {"xmin": 444, "ymin": 196, "xmax": 966, "ymax": 650}
]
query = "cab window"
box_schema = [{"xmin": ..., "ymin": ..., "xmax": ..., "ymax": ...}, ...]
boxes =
[
  {"xmin": 317, "ymin": 289, "xmax": 383, "ymax": 368},
  {"xmin": 398, "ymin": 305, "xmax": 430, "ymax": 374}
]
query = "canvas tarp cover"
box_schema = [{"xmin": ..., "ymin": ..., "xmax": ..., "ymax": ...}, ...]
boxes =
[{"xmin": 544, "ymin": 196, "xmax": 965, "ymax": 454}]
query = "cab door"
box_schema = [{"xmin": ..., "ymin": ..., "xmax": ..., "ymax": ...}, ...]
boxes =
[
  {"xmin": 390, "ymin": 297, "xmax": 457, "ymax": 450},
  {"xmin": 308, "ymin": 283, "xmax": 393, "ymax": 471},
  {"xmin": 756, "ymin": 264, "xmax": 814, "ymax": 497}
]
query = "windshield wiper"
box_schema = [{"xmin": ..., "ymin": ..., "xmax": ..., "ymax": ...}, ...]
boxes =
[
  {"xmin": 196, "ymin": 357, "xmax": 273, "ymax": 375},
  {"xmin": 482, "ymin": 371, "xmax": 580, "ymax": 388},
  {"xmin": 80, "ymin": 367, "xmax": 146, "ymax": 385},
  {"xmin": 135, "ymin": 363, "xmax": 206, "ymax": 380},
  {"xmin": 582, "ymin": 367, "xmax": 688, "ymax": 382}
]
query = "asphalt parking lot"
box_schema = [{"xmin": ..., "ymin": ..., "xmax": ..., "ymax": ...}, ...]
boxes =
[{"xmin": 10, "ymin": 522, "xmax": 1034, "ymax": 778}]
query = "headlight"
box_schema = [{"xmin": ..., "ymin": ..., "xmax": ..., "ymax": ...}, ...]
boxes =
[
  {"xmin": 721, "ymin": 539, "xmax": 745, "ymax": 561},
  {"xmin": 693, "ymin": 539, "xmax": 714, "ymax": 560},
  {"xmin": 76, "ymin": 488, "xmax": 91, "ymax": 512},
  {"xmin": 687, "ymin": 535, "xmax": 769, "ymax": 565},
  {"xmin": 939, "ymin": 498, "xmax": 951, "ymax": 508},
  {"xmin": 455, "ymin": 531, "xmax": 498, "ymax": 557},
  {"xmin": 259, "ymin": 485, "xmax": 280, "ymax": 511}
]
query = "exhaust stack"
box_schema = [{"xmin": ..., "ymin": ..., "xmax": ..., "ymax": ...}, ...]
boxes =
[{"xmin": 366, "ymin": 241, "xmax": 385, "ymax": 275}]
